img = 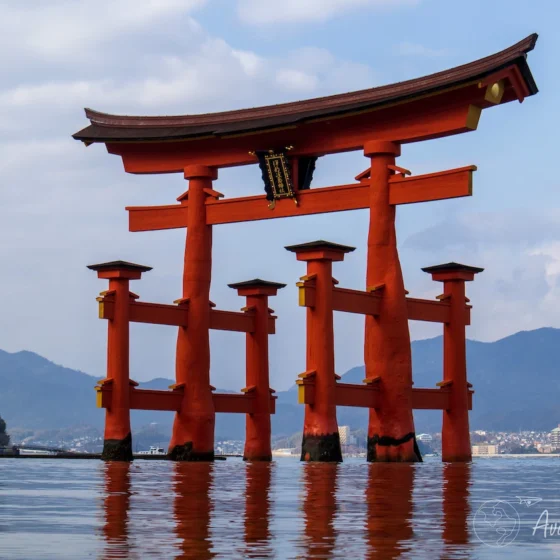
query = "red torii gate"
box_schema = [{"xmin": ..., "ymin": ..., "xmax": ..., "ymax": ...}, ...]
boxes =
[{"xmin": 74, "ymin": 34, "xmax": 538, "ymax": 462}]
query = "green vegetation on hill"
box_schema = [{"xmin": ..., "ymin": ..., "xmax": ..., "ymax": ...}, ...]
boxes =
[{"xmin": 0, "ymin": 415, "xmax": 9, "ymax": 447}]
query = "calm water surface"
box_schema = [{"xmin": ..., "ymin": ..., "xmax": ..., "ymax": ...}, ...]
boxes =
[{"xmin": 0, "ymin": 457, "xmax": 560, "ymax": 558}]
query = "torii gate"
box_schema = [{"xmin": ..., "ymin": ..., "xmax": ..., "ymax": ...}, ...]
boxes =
[{"xmin": 74, "ymin": 34, "xmax": 538, "ymax": 462}]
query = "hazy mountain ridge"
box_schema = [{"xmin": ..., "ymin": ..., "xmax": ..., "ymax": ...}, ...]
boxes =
[{"xmin": 1, "ymin": 327, "xmax": 558, "ymax": 439}]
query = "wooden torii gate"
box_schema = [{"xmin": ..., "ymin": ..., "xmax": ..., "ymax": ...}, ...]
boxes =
[{"xmin": 74, "ymin": 35, "xmax": 538, "ymax": 462}]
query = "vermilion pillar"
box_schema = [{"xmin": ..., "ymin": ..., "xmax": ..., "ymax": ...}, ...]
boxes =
[
  {"xmin": 423, "ymin": 262, "xmax": 483, "ymax": 462},
  {"xmin": 229, "ymin": 279, "xmax": 286, "ymax": 461},
  {"xmin": 286, "ymin": 240, "xmax": 355, "ymax": 462},
  {"xmin": 88, "ymin": 260, "xmax": 152, "ymax": 461},
  {"xmin": 170, "ymin": 165, "xmax": 217, "ymax": 461},
  {"xmin": 364, "ymin": 140, "xmax": 420, "ymax": 463}
]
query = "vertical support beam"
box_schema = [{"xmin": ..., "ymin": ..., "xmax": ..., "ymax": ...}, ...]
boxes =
[
  {"xmin": 286, "ymin": 241, "xmax": 355, "ymax": 462},
  {"xmin": 88, "ymin": 260, "xmax": 151, "ymax": 461},
  {"xmin": 423, "ymin": 262, "xmax": 483, "ymax": 462},
  {"xmin": 229, "ymin": 279, "xmax": 286, "ymax": 461},
  {"xmin": 170, "ymin": 165, "xmax": 218, "ymax": 461},
  {"xmin": 364, "ymin": 140, "xmax": 420, "ymax": 462}
]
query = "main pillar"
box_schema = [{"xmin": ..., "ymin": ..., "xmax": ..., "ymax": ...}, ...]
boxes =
[
  {"xmin": 286, "ymin": 240, "xmax": 355, "ymax": 462},
  {"xmin": 88, "ymin": 260, "xmax": 151, "ymax": 461},
  {"xmin": 229, "ymin": 279, "xmax": 286, "ymax": 461},
  {"xmin": 169, "ymin": 165, "xmax": 217, "ymax": 461},
  {"xmin": 423, "ymin": 263, "xmax": 483, "ymax": 462},
  {"xmin": 364, "ymin": 140, "xmax": 420, "ymax": 462}
]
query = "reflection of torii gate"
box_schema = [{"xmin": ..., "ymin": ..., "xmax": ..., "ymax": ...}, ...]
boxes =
[{"xmin": 74, "ymin": 34, "xmax": 538, "ymax": 463}]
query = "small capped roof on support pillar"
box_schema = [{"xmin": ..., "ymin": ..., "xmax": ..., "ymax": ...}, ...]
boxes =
[
  {"xmin": 421, "ymin": 262, "xmax": 484, "ymax": 274},
  {"xmin": 87, "ymin": 260, "xmax": 153, "ymax": 273},
  {"xmin": 284, "ymin": 240, "xmax": 356, "ymax": 253},
  {"xmin": 228, "ymin": 279, "xmax": 287, "ymax": 290}
]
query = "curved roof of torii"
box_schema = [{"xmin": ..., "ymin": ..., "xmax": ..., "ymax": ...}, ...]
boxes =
[{"xmin": 73, "ymin": 34, "xmax": 538, "ymax": 144}]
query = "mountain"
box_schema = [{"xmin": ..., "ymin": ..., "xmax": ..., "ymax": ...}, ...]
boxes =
[{"xmin": 1, "ymin": 327, "xmax": 559, "ymax": 440}]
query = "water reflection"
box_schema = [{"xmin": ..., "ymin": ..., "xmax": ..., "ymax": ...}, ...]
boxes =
[
  {"xmin": 442, "ymin": 463, "xmax": 472, "ymax": 558},
  {"xmin": 98, "ymin": 458, "xmax": 474, "ymax": 559},
  {"xmin": 365, "ymin": 463, "xmax": 415, "ymax": 559},
  {"xmin": 102, "ymin": 462, "xmax": 132, "ymax": 559},
  {"xmin": 301, "ymin": 463, "xmax": 339, "ymax": 558},
  {"xmin": 173, "ymin": 462, "xmax": 215, "ymax": 559},
  {"xmin": 243, "ymin": 462, "xmax": 274, "ymax": 558}
]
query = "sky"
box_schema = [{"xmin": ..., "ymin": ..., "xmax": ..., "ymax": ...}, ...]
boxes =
[{"xmin": 0, "ymin": 0, "xmax": 557, "ymax": 391}]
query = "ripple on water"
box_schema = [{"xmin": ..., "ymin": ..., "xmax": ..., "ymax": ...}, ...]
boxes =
[{"xmin": 0, "ymin": 457, "xmax": 559, "ymax": 558}]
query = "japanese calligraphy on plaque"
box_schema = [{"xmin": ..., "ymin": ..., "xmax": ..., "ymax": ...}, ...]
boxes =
[{"xmin": 256, "ymin": 151, "xmax": 296, "ymax": 209}]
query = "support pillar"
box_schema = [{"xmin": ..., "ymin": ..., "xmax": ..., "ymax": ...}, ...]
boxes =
[
  {"xmin": 364, "ymin": 140, "xmax": 420, "ymax": 462},
  {"xmin": 229, "ymin": 279, "xmax": 286, "ymax": 461},
  {"xmin": 88, "ymin": 260, "xmax": 152, "ymax": 461},
  {"xmin": 286, "ymin": 240, "xmax": 355, "ymax": 462},
  {"xmin": 423, "ymin": 262, "xmax": 483, "ymax": 462},
  {"xmin": 170, "ymin": 165, "xmax": 218, "ymax": 461}
]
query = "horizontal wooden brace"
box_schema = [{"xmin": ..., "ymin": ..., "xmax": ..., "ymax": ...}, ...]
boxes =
[
  {"xmin": 96, "ymin": 386, "xmax": 276, "ymax": 414},
  {"xmin": 335, "ymin": 382, "xmax": 380, "ymax": 408},
  {"xmin": 411, "ymin": 388, "xmax": 451, "ymax": 410},
  {"xmin": 295, "ymin": 381, "xmax": 472, "ymax": 411},
  {"xmin": 388, "ymin": 165, "xmax": 475, "ymax": 205},
  {"xmin": 129, "ymin": 301, "xmax": 189, "ymax": 327},
  {"xmin": 209, "ymin": 309, "xmax": 275, "ymax": 334},
  {"xmin": 126, "ymin": 165, "xmax": 475, "ymax": 232},
  {"xmin": 98, "ymin": 301, "xmax": 276, "ymax": 332},
  {"xmin": 406, "ymin": 298, "xmax": 451, "ymax": 323},
  {"xmin": 332, "ymin": 287, "xmax": 382, "ymax": 315},
  {"xmin": 298, "ymin": 285, "xmax": 470, "ymax": 324}
]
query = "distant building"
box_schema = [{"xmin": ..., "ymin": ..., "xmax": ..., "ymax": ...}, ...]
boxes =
[
  {"xmin": 550, "ymin": 425, "xmax": 560, "ymax": 449},
  {"xmin": 417, "ymin": 433, "xmax": 433, "ymax": 443},
  {"xmin": 339, "ymin": 426, "xmax": 351, "ymax": 445},
  {"xmin": 472, "ymin": 445, "xmax": 498, "ymax": 456}
]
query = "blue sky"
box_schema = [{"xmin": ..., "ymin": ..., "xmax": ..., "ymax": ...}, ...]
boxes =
[{"xmin": 0, "ymin": 0, "xmax": 556, "ymax": 390}]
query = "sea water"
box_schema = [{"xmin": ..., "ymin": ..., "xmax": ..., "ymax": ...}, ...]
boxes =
[{"xmin": 0, "ymin": 457, "xmax": 559, "ymax": 558}]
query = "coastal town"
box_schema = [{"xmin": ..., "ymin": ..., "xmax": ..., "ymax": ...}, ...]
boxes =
[{"xmin": 5, "ymin": 424, "xmax": 560, "ymax": 457}]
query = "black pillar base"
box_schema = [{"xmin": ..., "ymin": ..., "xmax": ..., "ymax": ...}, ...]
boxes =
[
  {"xmin": 168, "ymin": 442, "xmax": 215, "ymax": 462},
  {"xmin": 367, "ymin": 432, "xmax": 423, "ymax": 463},
  {"xmin": 102, "ymin": 433, "xmax": 133, "ymax": 462},
  {"xmin": 301, "ymin": 433, "xmax": 343, "ymax": 462}
]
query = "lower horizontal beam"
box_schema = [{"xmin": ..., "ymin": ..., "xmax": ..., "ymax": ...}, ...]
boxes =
[
  {"xmin": 335, "ymin": 382, "xmax": 380, "ymax": 408},
  {"xmin": 296, "ymin": 382, "xmax": 472, "ymax": 411},
  {"xmin": 96, "ymin": 386, "xmax": 276, "ymax": 414}
]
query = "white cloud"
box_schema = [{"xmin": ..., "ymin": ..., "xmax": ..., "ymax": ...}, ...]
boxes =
[
  {"xmin": 237, "ymin": 0, "xmax": 418, "ymax": 25},
  {"xmin": 395, "ymin": 42, "xmax": 450, "ymax": 57},
  {"xmin": 0, "ymin": 0, "xmax": 381, "ymax": 388},
  {"xmin": 402, "ymin": 210, "xmax": 560, "ymax": 342},
  {"xmin": 0, "ymin": 0, "xmax": 207, "ymax": 58}
]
